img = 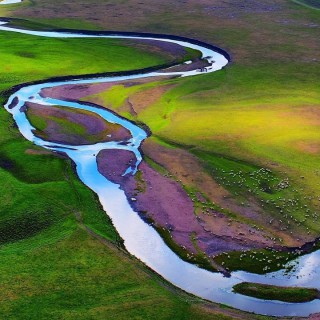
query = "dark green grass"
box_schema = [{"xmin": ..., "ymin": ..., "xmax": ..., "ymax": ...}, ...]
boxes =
[
  {"xmin": 292, "ymin": 0, "xmax": 320, "ymax": 9},
  {"xmin": 233, "ymin": 282, "xmax": 320, "ymax": 303},
  {"xmin": 0, "ymin": 141, "xmax": 66, "ymax": 183},
  {"xmin": 214, "ymin": 249, "xmax": 299, "ymax": 274},
  {"xmin": 0, "ymin": 210, "xmax": 53, "ymax": 245}
]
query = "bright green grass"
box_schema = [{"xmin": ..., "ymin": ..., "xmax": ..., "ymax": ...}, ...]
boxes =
[
  {"xmin": 0, "ymin": 227, "xmax": 242, "ymax": 320},
  {"xmin": 233, "ymin": 282, "xmax": 320, "ymax": 303},
  {"xmin": 91, "ymin": 64, "xmax": 320, "ymax": 193},
  {"xmin": 85, "ymin": 48, "xmax": 320, "ymax": 274},
  {"xmin": 0, "ymin": 26, "xmax": 237, "ymax": 319},
  {"xmin": 89, "ymin": 61, "xmax": 320, "ymax": 232},
  {"xmin": 0, "ymin": 28, "xmax": 187, "ymax": 93},
  {"xmin": 129, "ymin": 63, "xmax": 320, "ymax": 201},
  {"xmin": 0, "ymin": 21, "xmax": 191, "ymax": 241},
  {"xmin": 0, "ymin": 8, "xmax": 318, "ymax": 317},
  {"xmin": 0, "ymin": 134, "xmax": 118, "ymax": 243},
  {"xmin": 91, "ymin": 84, "xmax": 142, "ymax": 110}
]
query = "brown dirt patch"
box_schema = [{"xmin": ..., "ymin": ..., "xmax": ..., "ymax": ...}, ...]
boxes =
[
  {"xmin": 25, "ymin": 148, "xmax": 53, "ymax": 156},
  {"xmin": 295, "ymin": 141, "xmax": 320, "ymax": 155},
  {"xmin": 40, "ymin": 76, "xmax": 170, "ymax": 104},
  {"xmin": 142, "ymin": 138, "xmax": 301, "ymax": 247},
  {"xmin": 26, "ymin": 102, "xmax": 132, "ymax": 145},
  {"xmin": 282, "ymin": 107, "xmax": 320, "ymax": 126},
  {"xmin": 41, "ymin": 83, "xmax": 116, "ymax": 101},
  {"xmin": 97, "ymin": 148, "xmax": 279, "ymax": 258},
  {"xmin": 127, "ymin": 85, "xmax": 173, "ymax": 115}
]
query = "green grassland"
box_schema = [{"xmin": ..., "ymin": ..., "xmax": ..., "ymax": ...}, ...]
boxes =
[
  {"xmin": 85, "ymin": 63, "xmax": 320, "ymax": 221},
  {"xmin": 75, "ymin": 1, "xmax": 320, "ymax": 273},
  {"xmin": 88, "ymin": 62, "xmax": 320, "ymax": 272},
  {"xmin": 0, "ymin": 0, "xmax": 319, "ymax": 318},
  {"xmin": 0, "ymin": 28, "xmax": 190, "ymax": 92},
  {"xmin": 0, "ymin": 26, "xmax": 249, "ymax": 319},
  {"xmin": 26, "ymin": 104, "xmax": 129, "ymax": 145},
  {"xmin": 233, "ymin": 282, "xmax": 319, "ymax": 303},
  {"xmin": 233, "ymin": 282, "xmax": 320, "ymax": 303}
]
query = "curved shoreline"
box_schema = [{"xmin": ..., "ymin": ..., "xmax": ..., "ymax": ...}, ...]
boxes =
[{"xmin": 1, "ymin": 20, "xmax": 320, "ymax": 317}]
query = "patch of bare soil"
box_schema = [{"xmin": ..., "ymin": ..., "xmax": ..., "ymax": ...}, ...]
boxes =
[
  {"xmin": 295, "ymin": 141, "xmax": 320, "ymax": 155},
  {"xmin": 97, "ymin": 148, "xmax": 280, "ymax": 260},
  {"xmin": 40, "ymin": 76, "xmax": 170, "ymax": 103},
  {"xmin": 25, "ymin": 148, "xmax": 53, "ymax": 156},
  {"xmin": 41, "ymin": 83, "xmax": 116, "ymax": 101},
  {"xmin": 26, "ymin": 102, "xmax": 132, "ymax": 145},
  {"xmin": 142, "ymin": 139, "xmax": 303, "ymax": 247},
  {"xmin": 126, "ymin": 85, "xmax": 173, "ymax": 115}
]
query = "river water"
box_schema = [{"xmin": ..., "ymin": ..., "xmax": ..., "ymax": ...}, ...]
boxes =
[
  {"xmin": 0, "ymin": 0, "xmax": 22, "ymax": 4},
  {"xmin": 1, "ymin": 20, "xmax": 320, "ymax": 317}
]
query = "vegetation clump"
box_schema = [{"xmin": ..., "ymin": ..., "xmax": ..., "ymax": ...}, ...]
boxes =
[{"xmin": 233, "ymin": 282, "xmax": 320, "ymax": 303}]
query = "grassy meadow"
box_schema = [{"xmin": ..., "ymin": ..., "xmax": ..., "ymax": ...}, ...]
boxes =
[
  {"xmin": 71, "ymin": 0, "xmax": 320, "ymax": 271},
  {"xmin": 0, "ymin": 28, "xmax": 186, "ymax": 92},
  {"xmin": 0, "ymin": 25, "xmax": 250, "ymax": 319},
  {"xmin": 233, "ymin": 282, "xmax": 320, "ymax": 303},
  {"xmin": 0, "ymin": 0, "xmax": 319, "ymax": 318},
  {"xmin": 85, "ymin": 62, "xmax": 320, "ymax": 226}
]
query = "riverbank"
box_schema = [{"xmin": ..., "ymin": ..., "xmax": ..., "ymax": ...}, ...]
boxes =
[{"xmin": 25, "ymin": 102, "xmax": 132, "ymax": 145}]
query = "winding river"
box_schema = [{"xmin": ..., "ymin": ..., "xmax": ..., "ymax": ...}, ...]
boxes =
[{"xmin": 1, "ymin": 16, "xmax": 320, "ymax": 317}]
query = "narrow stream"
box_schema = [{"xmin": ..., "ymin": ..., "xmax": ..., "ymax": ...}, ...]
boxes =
[
  {"xmin": 1, "ymin": 20, "xmax": 320, "ymax": 317},
  {"xmin": 0, "ymin": 0, "xmax": 22, "ymax": 4}
]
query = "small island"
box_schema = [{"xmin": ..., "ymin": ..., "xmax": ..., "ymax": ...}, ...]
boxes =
[{"xmin": 233, "ymin": 282, "xmax": 320, "ymax": 303}]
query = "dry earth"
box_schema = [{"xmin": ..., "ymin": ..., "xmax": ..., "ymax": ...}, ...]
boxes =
[{"xmin": 26, "ymin": 102, "xmax": 132, "ymax": 145}]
